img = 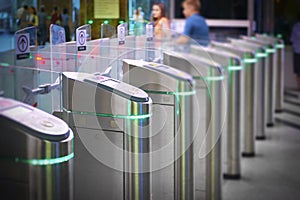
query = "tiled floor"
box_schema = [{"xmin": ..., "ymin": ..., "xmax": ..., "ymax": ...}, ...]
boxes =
[{"xmin": 223, "ymin": 123, "xmax": 300, "ymax": 200}]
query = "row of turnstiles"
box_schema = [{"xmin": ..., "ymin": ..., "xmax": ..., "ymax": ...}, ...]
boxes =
[{"xmin": 0, "ymin": 32, "xmax": 284, "ymax": 200}]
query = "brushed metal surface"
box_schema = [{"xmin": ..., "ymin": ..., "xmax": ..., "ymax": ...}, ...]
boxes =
[
  {"xmin": 62, "ymin": 72, "xmax": 152, "ymax": 200},
  {"xmin": 123, "ymin": 60, "xmax": 194, "ymax": 200}
]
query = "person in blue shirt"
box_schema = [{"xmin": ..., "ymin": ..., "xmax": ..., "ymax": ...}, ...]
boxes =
[{"xmin": 177, "ymin": 0, "xmax": 209, "ymax": 46}]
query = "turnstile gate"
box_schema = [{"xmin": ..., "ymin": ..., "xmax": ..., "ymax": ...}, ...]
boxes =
[
  {"xmin": 62, "ymin": 72, "xmax": 152, "ymax": 200},
  {"xmin": 163, "ymin": 51, "xmax": 224, "ymax": 200},
  {"xmin": 0, "ymin": 97, "xmax": 74, "ymax": 200},
  {"xmin": 123, "ymin": 59, "xmax": 195, "ymax": 200}
]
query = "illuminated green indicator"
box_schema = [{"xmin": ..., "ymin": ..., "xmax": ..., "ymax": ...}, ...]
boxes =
[
  {"xmin": 276, "ymin": 44, "xmax": 285, "ymax": 49},
  {"xmin": 0, "ymin": 62, "xmax": 10, "ymax": 67},
  {"xmin": 256, "ymin": 52, "xmax": 268, "ymax": 58},
  {"xmin": 145, "ymin": 90, "xmax": 196, "ymax": 96},
  {"xmin": 88, "ymin": 20, "xmax": 93, "ymax": 24},
  {"xmin": 193, "ymin": 76, "xmax": 224, "ymax": 81},
  {"xmin": 243, "ymin": 58, "xmax": 257, "ymax": 64},
  {"xmin": 228, "ymin": 65, "xmax": 243, "ymax": 71},
  {"xmin": 103, "ymin": 20, "xmax": 109, "ymax": 24},
  {"xmin": 29, "ymin": 55, "xmax": 33, "ymax": 59},
  {"xmin": 266, "ymin": 48, "xmax": 276, "ymax": 53},
  {"xmin": 15, "ymin": 152, "xmax": 74, "ymax": 166},
  {"xmin": 119, "ymin": 20, "xmax": 124, "ymax": 24},
  {"xmin": 64, "ymin": 108, "xmax": 151, "ymax": 120},
  {"xmin": 277, "ymin": 34, "xmax": 282, "ymax": 39}
]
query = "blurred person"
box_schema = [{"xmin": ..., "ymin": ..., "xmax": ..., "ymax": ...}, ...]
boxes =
[
  {"xmin": 138, "ymin": 6, "xmax": 144, "ymax": 18},
  {"xmin": 28, "ymin": 6, "xmax": 38, "ymax": 27},
  {"xmin": 133, "ymin": 7, "xmax": 144, "ymax": 36},
  {"xmin": 290, "ymin": 13, "xmax": 300, "ymax": 90},
  {"xmin": 16, "ymin": 2, "xmax": 25, "ymax": 26},
  {"xmin": 151, "ymin": 2, "xmax": 170, "ymax": 40},
  {"xmin": 177, "ymin": 0, "xmax": 209, "ymax": 46},
  {"xmin": 61, "ymin": 8, "xmax": 71, "ymax": 41},
  {"xmin": 37, "ymin": 5, "xmax": 47, "ymax": 45},
  {"xmin": 50, "ymin": 6, "xmax": 62, "ymax": 25},
  {"xmin": 18, "ymin": 4, "xmax": 30, "ymax": 29}
]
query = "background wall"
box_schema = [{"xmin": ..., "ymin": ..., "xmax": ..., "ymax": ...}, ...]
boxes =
[{"xmin": 80, "ymin": 0, "xmax": 128, "ymax": 39}]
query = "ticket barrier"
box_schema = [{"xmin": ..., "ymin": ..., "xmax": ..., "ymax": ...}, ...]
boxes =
[
  {"xmin": 122, "ymin": 59, "xmax": 195, "ymax": 200},
  {"xmin": 255, "ymin": 34, "xmax": 285, "ymax": 112},
  {"xmin": 62, "ymin": 72, "xmax": 151, "ymax": 200},
  {"xmin": 228, "ymin": 38, "xmax": 268, "ymax": 140},
  {"xmin": 191, "ymin": 45, "xmax": 243, "ymax": 181},
  {"xmin": 241, "ymin": 36, "xmax": 276, "ymax": 127},
  {"xmin": 0, "ymin": 97, "xmax": 74, "ymax": 200},
  {"xmin": 163, "ymin": 51, "xmax": 224, "ymax": 200},
  {"xmin": 211, "ymin": 41, "xmax": 257, "ymax": 157}
]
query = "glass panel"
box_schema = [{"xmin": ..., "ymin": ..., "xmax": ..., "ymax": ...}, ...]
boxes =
[{"xmin": 0, "ymin": 64, "xmax": 61, "ymax": 114}]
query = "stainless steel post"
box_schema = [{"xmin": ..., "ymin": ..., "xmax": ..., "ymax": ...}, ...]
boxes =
[
  {"xmin": 229, "ymin": 38, "xmax": 268, "ymax": 140},
  {"xmin": 0, "ymin": 97, "xmax": 74, "ymax": 200},
  {"xmin": 123, "ymin": 59, "xmax": 195, "ymax": 200},
  {"xmin": 163, "ymin": 51, "xmax": 224, "ymax": 200},
  {"xmin": 241, "ymin": 36, "xmax": 276, "ymax": 127},
  {"xmin": 211, "ymin": 41, "xmax": 257, "ymax": 157},
  {"xmin": 62, "ymin": 72, "xmax": 152, "ymax": 200},
  {"xmin": 191, "ymin": 45, "xmax": 242, "ymax": 181},
  {"xmin": 255, "ymin": 34, "xmax": 285, "ymax": 112}
]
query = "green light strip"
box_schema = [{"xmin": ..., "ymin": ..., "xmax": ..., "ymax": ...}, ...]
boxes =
[
  {"xmin": 266, "ymin": 48, "xmax": 276, "ymax": 53},
  {"xmin": 256, "ymin": 53, "xmax": 268, "ymax": 58},
  {"xmin": 145, "ymin": 90, "xmax": 196, "ymax": 96},
  {"xmin": 243, "ymin": 58, "xmax": 257, "ymax": 64},
  {"xmin": 15, "ymin": 152, "xmax": 74, "ymax": 166},
  {"xmin": 0, "ymin": 62, "xmax": 10, "ymax": 67},
  {"xmin": 228, "ymin": 65, "xmax": 243, "ymax": 71},
  {"xmin": 64, "ymin": 108, "xmax": 151, "ymax": 119},
  {"xmin": 276, "ymin": 44, "xmax": 285, "ymax": 49},
  {"xmin": 193, "ymin": 76, "xmax": 225, "ymax": 81}
]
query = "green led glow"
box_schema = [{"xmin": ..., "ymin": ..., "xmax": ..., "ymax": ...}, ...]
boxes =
[
  {"xmin": 64, "ymin": 108, "xmax": 151, "ymax": 120},
  {"xmin": 256, "ymin": 52, "xmax": 268, "ymax": 58},
  {"xmin": 276, "ymin": 44, "xmax": 285, "ymax": 49},
  {"xmin": 104, "ymin": 20, "xmax": 109, "ymax": 24},
  {"xmin": 15, "ymin": 153, "xmax": 74, "ymax": 166},
  {"xmin": 193, "ymin": 76, "xmax": 224, "ymax": 81},
  {"xmin": 29, "ymin": 55, "xmax": 33, "ymax": 59},
  {"xmin": 175, "ymin": 81, "xmax": 180, "ymax": 115},
  {"xmin": 277, "ymin": 34, "xmax": 282, "ymax": 39},
  {"xmin": 145, "ymin": 90, "xmax": 196, "ymax": 96},
  {"xmin": 266, "ymin": 48, "xmax": 276, "ymax": 53},
  {"xmin": 228, "ymin": 65, "xmax": 243, "ymax": 71},
  {"xmin": 88, "ymin": 20, "xmax": 93, "ymax": 24},
  {"xmin": 0, "ymin": 62, "xmax": 10, "ymax": 67},
  {"xmin": 119, "ymin": 20, "xmax": 124, "ymax": 24},
  {"xmin": 243, "ymin": 58, "xmax": 257, "ymax": 64}
]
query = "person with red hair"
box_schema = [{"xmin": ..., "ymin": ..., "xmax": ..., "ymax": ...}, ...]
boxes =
[{"xmin": 151, "ymin": 2, "xmax": 170, "ymax": 40}]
